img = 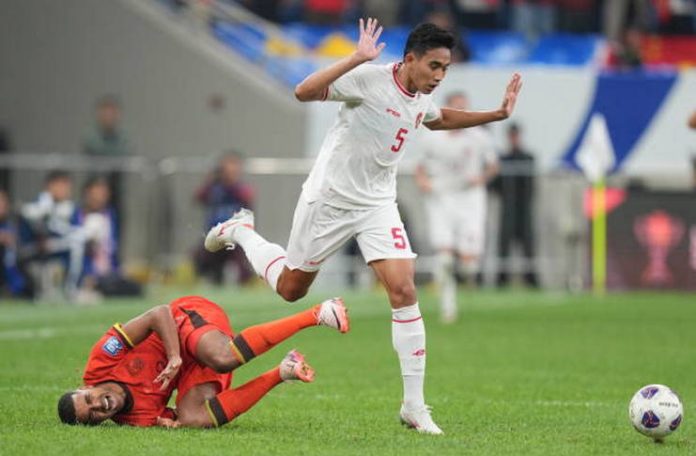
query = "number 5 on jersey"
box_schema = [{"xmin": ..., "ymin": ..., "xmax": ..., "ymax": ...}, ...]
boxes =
[
  {"xmin": 391, "ymin": 227, "xmax": 407, "ymax": 249},
  {"xmin": 391, "ymin": 128, "xmax": 409, "ymax": 153}
]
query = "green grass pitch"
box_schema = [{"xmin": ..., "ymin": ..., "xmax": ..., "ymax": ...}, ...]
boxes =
[{"xmin": 1, "ymin": 287, "xmax": 694, "ymax": 455}]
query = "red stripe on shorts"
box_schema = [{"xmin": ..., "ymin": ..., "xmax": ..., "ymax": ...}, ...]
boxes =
[
  {"xmin": 264, "ymin": 256, "xmax": 286, "ymax": 283},
  {"xmin": 392, "ymin": 316, "xmax": 422, "ymax": 323}
]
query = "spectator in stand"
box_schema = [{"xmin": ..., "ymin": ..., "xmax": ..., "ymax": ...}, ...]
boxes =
[
  {"xmin": 0, "ymin": 190, "xmax": 29, "ymax": 297},
  {"xmin": 19, "ymin": 171, "xmax": 87, "ymax": 297},
  {"xmin": 557, "ymin": 0, "xmax": 597, "ymax": 33},
  {"xmin": 602, "ymin": 0, "xmax": 654, "ymax": 42},
  {"xmin": 363, "ymin": 0, "xmax": 399, "ymax": 26},
  {"xmin": 304, "ymin": 0, "xmax": 347, "ymax": 25},
  {"xmin": 511, "ymin": 0, "xmax": 557, "ymax": 41},
  {"xmin": 400, "ymin": 0, "xmax": 450, "ymax": 27},
  {"xmin": 194, "ymin": 152, "xmax": 255, "ymax": 285},
  {"xmin": 82, "ymin": 95, "xmax": 130, "ymax": 243},
  {"xmin": 0, "ymin": 126, "xmax": 10, "ymax": 193},
  {"xmin": 242, "ymin": 0, "xmax": 282, "ymax": 22},
  {"xmin": 605, "ymin": 26, "xmax": 643, "ymax": 69},
  {"xmin": 70, "ymin": 176, "xmax": 140, "ymax": 302},
  {"xmin": 456, "ymin": 0, "xmax": 502, "ymax": 30},
  {"xmin": 493, "ymin": 124, "xmax": 539, "ymax": 288}
]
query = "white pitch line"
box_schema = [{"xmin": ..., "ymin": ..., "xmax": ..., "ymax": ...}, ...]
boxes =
[
  {"xmin": 0, "ymin": 385, "xmax": 67, "ymax": 392},
  {"xmin": 0, "ymin": 325, "xmax": 105, "ymax": 341}
]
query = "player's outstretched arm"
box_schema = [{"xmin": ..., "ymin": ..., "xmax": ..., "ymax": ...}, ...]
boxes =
[
  {"xmin": 425, "ymin": 73, "xmax": 522, "ymax": 130},
  {"xmin": 294, "ymin": 17, "xmax": 385, "ymax": 102},
  {"xmin": 120, "ymin": 305, "xmax": 182, "ymax": 390},
  {"xmin": 689, "ymin": 110, "xmax": 696, "ymax": 130}
]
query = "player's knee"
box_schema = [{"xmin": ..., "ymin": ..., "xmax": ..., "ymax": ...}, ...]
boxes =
[
  {"xmin": 178, "ymin": 408, "xmax": 215, "ymax": 428},
  {"xmin": 389, "ymin": 281, "xmax": 417, "ymax": 308},
  {"xmin": 277, "ymin": 282, "xmax": 308, "ymax": 302},
  {"xmin": 207, "ymin": 351, "xmax": 239, "ymax": 373}
]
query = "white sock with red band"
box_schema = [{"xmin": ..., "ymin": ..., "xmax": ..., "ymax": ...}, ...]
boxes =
[
  {"xmin": 391, "ymin": 302, "xmax": 426, "ymax": 409},
  {"xmin": 234, "ymin": 227, "xmax": 286, "ymax": 292}
]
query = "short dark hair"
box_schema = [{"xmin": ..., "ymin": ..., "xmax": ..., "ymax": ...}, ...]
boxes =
[
  {"xmin": 403, "ymin": 23, "xmax": 455, "ymax": 59},
  {"xmin": 82, "ymin": 175, "xmax": 109, "ymax": 194},
  {"xmin": 58, "ymin": 391, "xmax": 78, "ymax": 425},
  {"xmin": 508, "ymin": 123, "xmax": 521, "ymax": 135},
  {"xmin": 44, "ymin": 170, "xmax": 71, "ymax": 185}
]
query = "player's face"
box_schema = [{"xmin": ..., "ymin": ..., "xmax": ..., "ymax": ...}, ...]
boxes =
[
  {"xmin": 85, "ymin": 183, "xmax": 110, "ymax": 211},
  {"xmin": 48, "ymin": 178, "xmax": 72, "ymax": 202},
  {"xmin": 71, "ymin": 385, "xmax": 125, "ymax": 425},
  {"xmin": 406, "ymin": 48, "xmax": 451, "ymax": 95}
]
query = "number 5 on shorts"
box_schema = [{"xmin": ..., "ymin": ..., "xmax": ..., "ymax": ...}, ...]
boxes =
[{"xmin": 391, "ymin": 227, "xmax": 407, "ymax": 250}]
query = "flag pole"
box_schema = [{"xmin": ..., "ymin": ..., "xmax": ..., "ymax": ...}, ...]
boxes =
[{"xmin": 592, "ymin": 178, "xmax": 607, "ymax": 295}]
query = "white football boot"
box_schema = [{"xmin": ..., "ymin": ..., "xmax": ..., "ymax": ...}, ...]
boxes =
[
  {"xmin": 279, "ymin": 350, "xmax": 315, "ymax": 383},
  {"xmin": 316, "ymin": 297, "xmax": 350, "ymax": 334},
  {"xmin": 204, "ymin": 208, "xmax": 254, "ymax": 252},
  {"xmin": 400, "ymin": 404, "xmax": 444, "ymax": 435}
]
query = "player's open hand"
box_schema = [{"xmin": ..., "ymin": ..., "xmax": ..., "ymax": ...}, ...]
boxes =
[
  {"xmin": 500, "ymin": 73, "xmax": 523, "ymax": 118},
  {"xmin": 354, "ymin": 18, "xmax": 385, "ymax": 63},
  {"xmin": 156, "ymin": 416, "xmax": 181, "ymax": 429},
  {"xmin": 154, "ymin": 355, "xmax": 182, "ymax": 390}
]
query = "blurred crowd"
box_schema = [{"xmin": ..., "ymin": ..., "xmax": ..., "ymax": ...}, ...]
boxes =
[
  {"xmin": 162, "ymin": 0, "xmax": 696, "ymax": 69},
  {"xmin": 233, "ymin": 0, "xmax": 696, "ymax": 37},
  {"xmin": 0, "ymin": 96, "xmax": 257, "ymax": 302},
  {"xmin": 225, "ymin": 0, "xmax": 690, "ymax": 34}
]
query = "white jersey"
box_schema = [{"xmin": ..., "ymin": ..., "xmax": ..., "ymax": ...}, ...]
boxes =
[
  {"xmin": 302, "ymin": 63, "xmax": 442, "ymax": 210},
  {"xmin": 418, "ymin": 126, "xmax": 497, "ymax": 198}
]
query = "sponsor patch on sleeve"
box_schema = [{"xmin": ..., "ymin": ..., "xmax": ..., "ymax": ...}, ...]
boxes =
[{"xmin": 102, "ymin": 336, "xmax": 124, "ymax": 357}]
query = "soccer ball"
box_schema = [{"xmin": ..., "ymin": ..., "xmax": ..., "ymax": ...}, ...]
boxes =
[{"xmin": 628, "ymin": 384, "xmax": 683, "ymax": 441}]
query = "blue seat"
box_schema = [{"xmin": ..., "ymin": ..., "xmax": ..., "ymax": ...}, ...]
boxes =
[
  {"xmin": 212, "ymin": 21, "xmax": 266, "ymax": 62},
  {"xmin": 468, "ymin": 31, "xmax": 529, "ymax": 65},
  {"xmin": 265, "ymin": 57, "xmax": 317, "ymax": 87},
  {"xmin": 527, "ymin": 34, "xmax": 602, "ymax": 66}
]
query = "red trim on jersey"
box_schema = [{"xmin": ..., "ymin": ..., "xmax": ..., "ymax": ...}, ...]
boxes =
[
  {"xmin": 392, "ymin": 316, "xmax": 423, "ymax": 323},
  {"xmin": 264, "ymin": 256, "xmax": 286, "ymax": 283},
  {"xmin": 392, "ymin": 63, "xmax": 416, "ymax": 98}
]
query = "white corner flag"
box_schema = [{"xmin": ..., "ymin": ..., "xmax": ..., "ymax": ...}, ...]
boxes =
[
  {"xmin": 576, "ymin": 113, "xmax": 615, "ymax": 182},
  {"xmin": 575, "ymin": 112, "xmax": 615, "ymax": 295}
]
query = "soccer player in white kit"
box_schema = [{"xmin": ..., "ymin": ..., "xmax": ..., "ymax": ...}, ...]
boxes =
[
  {"xmin": 205, "ymin": 19, "xmax": 522, "ymax": 434},
  {"xmin": 415, "ymin": 92, "xmax": 499, "ymax": 323}
]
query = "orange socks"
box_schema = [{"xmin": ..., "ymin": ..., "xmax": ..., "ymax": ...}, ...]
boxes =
[
  {"xmin": 229, "ymin": 306, "xmax": 318, "ymax": 365},
  {"xmin": 205, "ymin": 368, "xmax": 282, "ymax": 426}
]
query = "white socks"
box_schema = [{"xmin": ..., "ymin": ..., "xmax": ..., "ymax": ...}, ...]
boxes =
[
  {"xmin": 435, "ymin": 252, "xmax": 456, "ymax": 320},
  {"xmin": 392, "ymin": 302, "xmax": 426, "ymax": 409},
  {"xmin": 234, "ymin": 227, "xmax": 286, "ymax": 291}
]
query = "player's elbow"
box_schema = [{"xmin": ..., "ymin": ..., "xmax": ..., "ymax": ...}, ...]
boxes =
[
  {"xmin": 294, "ymin": 83, "xmax": 321, "ymax": 102},
  {"xmin": 294, "ymin": 84, "xmax": 311, "ymax": 102}
]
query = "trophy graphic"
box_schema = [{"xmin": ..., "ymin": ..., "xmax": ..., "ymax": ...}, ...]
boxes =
[{"xmin": 634, "ymin": 210, "xmax": 684, "ymax": 286}]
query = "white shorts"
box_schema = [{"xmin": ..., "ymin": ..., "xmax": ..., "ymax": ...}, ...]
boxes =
[
  {"xmin": 426, "ymin": 190, "xmax": 487, "ymax": 255},
  {"xmin": 286, "ymin": 194, "xmax": 416, "ymax": 272}
]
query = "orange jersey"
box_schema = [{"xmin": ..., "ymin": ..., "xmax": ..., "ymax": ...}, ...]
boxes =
[
  {"xmin": 82, "ymin": 296, "xmax": 234, "ymax": 427},
  {"xmin": 83, "ymin": 324, "xmax": 174, "ymax": 426}
]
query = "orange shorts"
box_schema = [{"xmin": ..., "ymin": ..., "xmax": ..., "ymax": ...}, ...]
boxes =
[{"xmin": 169, "ymin": 296, "xmax": 234, "ymax": 404}]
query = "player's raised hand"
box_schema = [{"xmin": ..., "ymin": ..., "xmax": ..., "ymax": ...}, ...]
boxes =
[
  {"xmin": 154, "ymin": 355, "xmax": 182, "ymax": 391},
  {"xmin": 500, "ymin": 73, "xmax": 523, "ymax": 118},
  {"xmin": 354, "ymin": 17, "xmax": 385, "ymax": 63}
]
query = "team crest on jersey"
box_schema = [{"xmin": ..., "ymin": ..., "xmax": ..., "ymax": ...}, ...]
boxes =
[
  {"xmin": 415, "ymin": 112, "xmax": 424, "ymax": 129},
  {"xmin": 102, "ymin": 336, "xmax": 124, "ymax": 357}
]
